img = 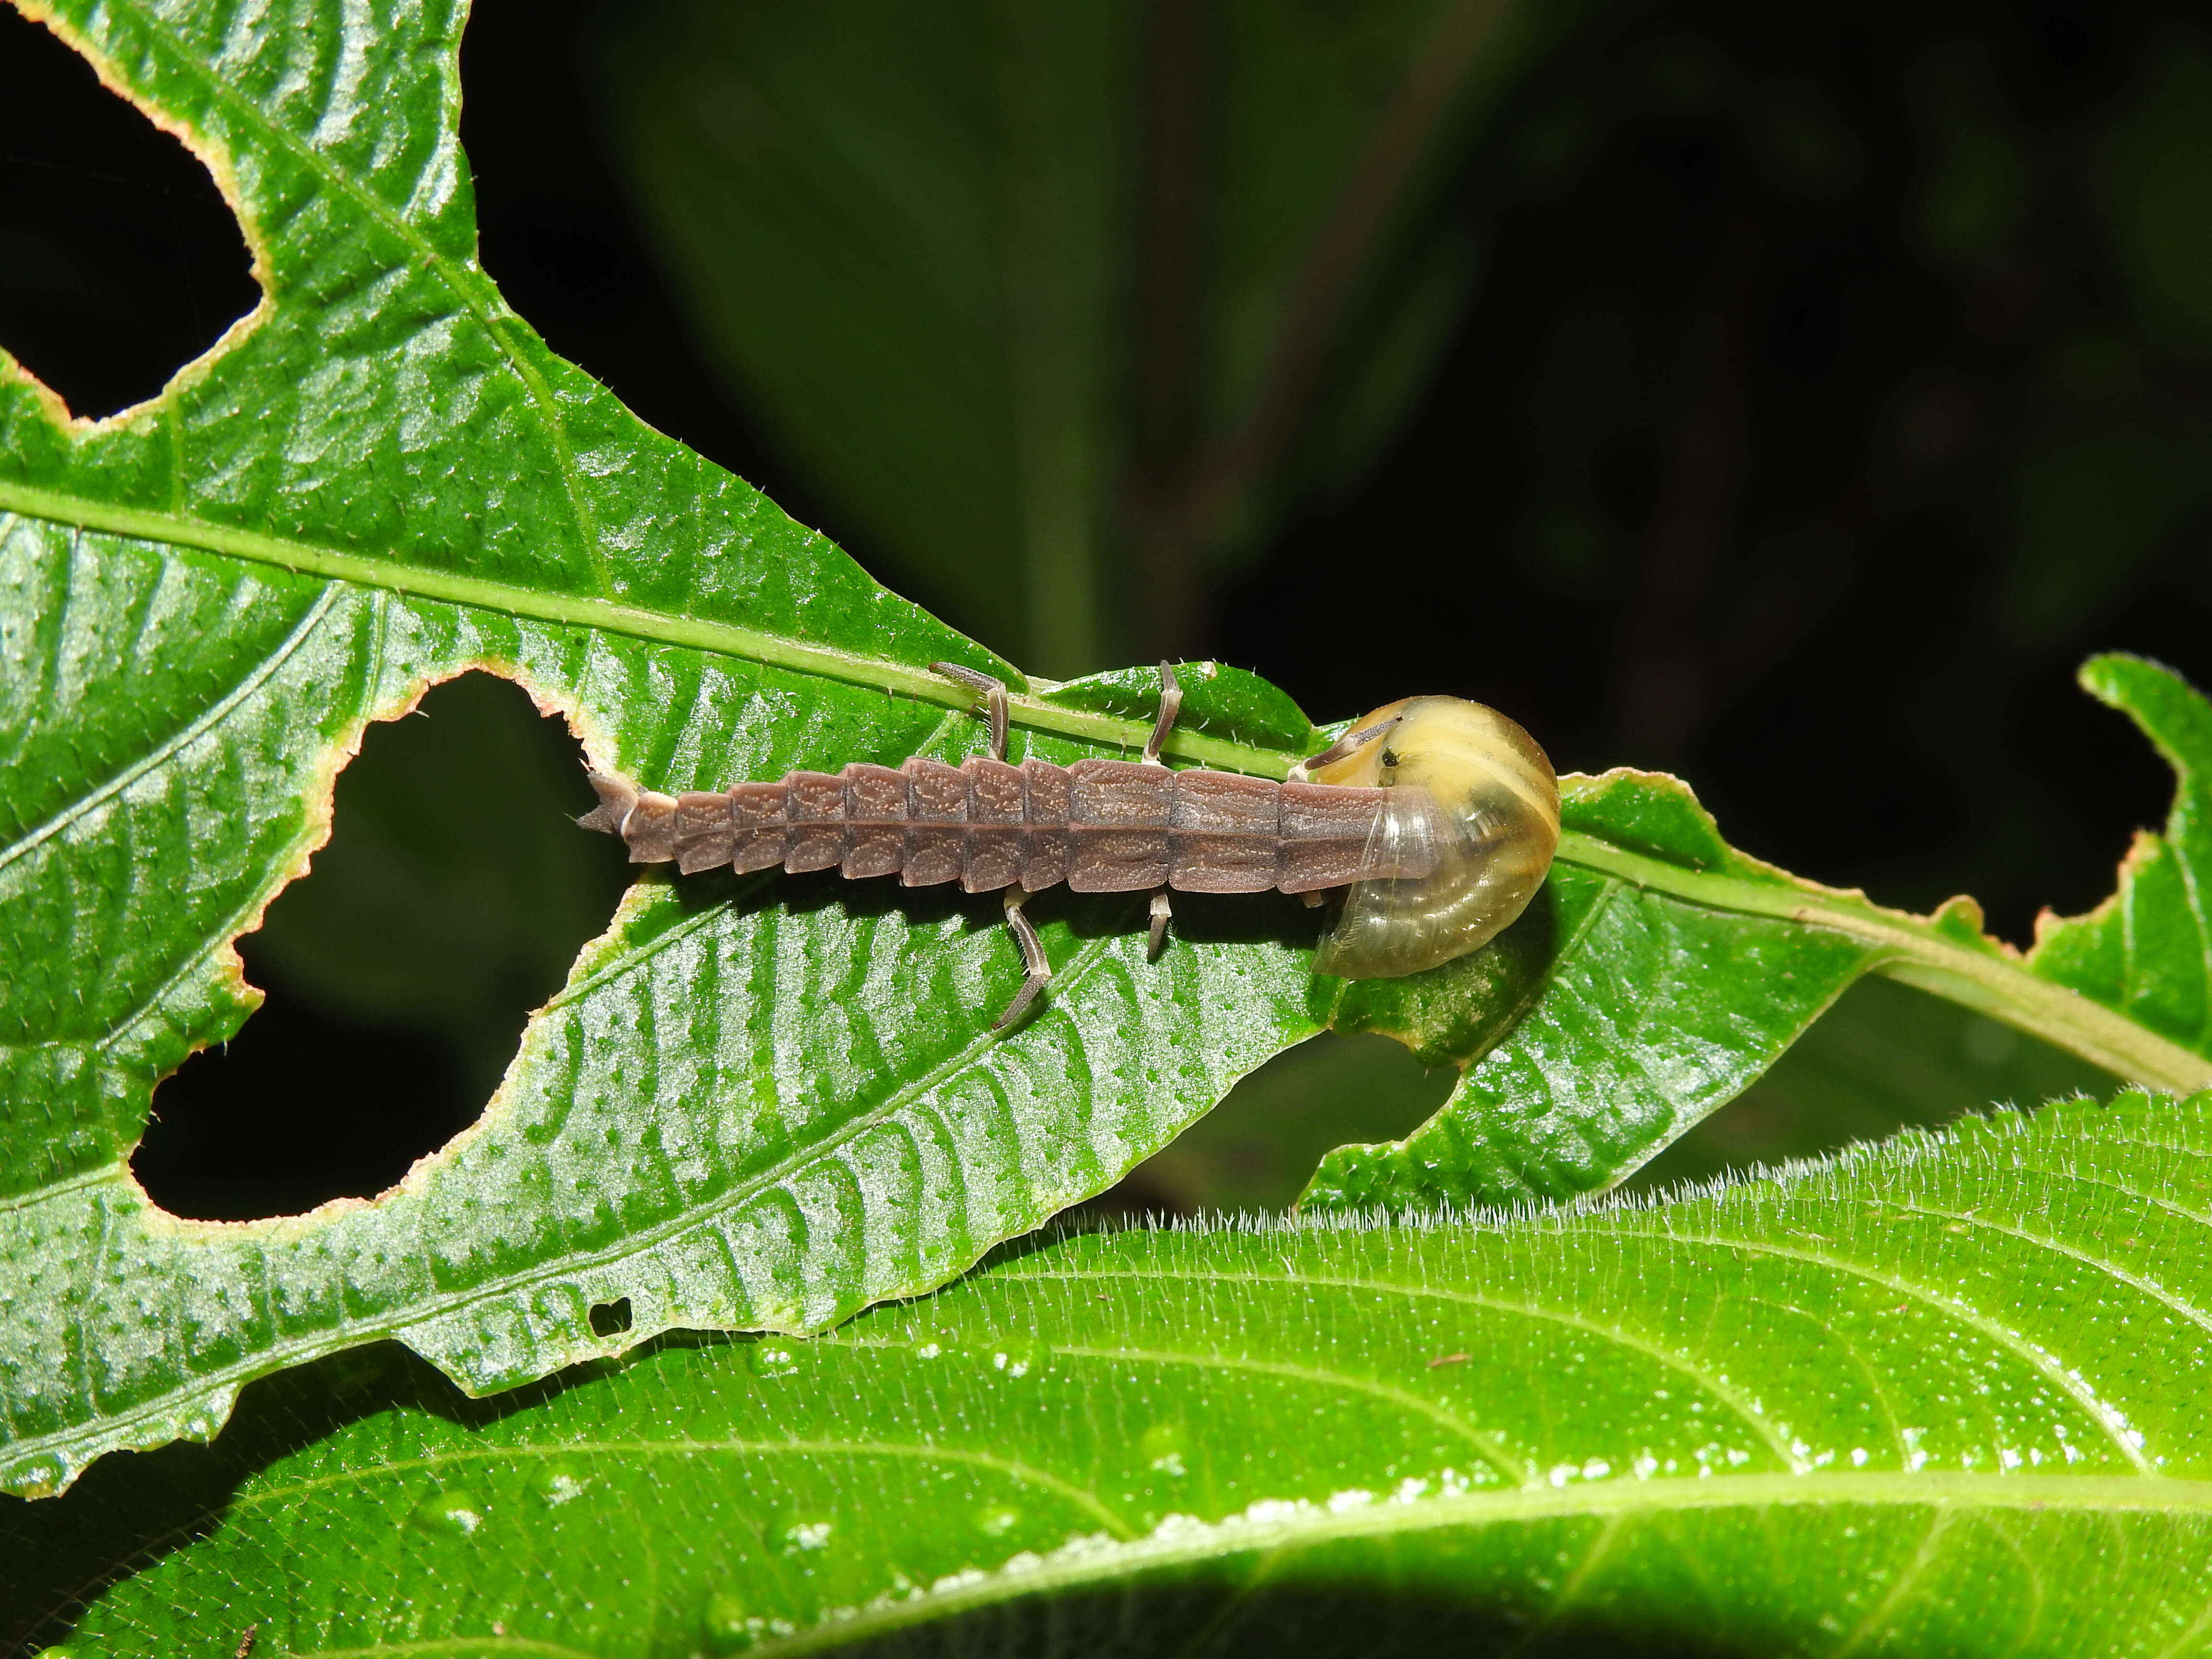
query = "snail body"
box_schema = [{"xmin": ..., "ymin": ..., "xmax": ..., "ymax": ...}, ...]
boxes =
[{"xmin": 1306, "ymin": 696, "xmax": 1560, "ymax": 979}]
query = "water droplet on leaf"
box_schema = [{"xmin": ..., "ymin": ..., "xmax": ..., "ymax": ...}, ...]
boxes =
[
  {"xmin": 1139, "ymin": 1422, "xmax": 1190, "ymax": 1478},
  {"xmin": 410, "ymin": 1490, "xmax": 485, "ymax": 1535},
  {"xmin": 747, "ymin": 1340, "xmax": 802, "ymax": 1379},
  {"xmin": 534, "ymin": 1461, "xmax": 591, "ymax": 1507},
  {"xmin": 975, "ymin": 1503, "xmax": 1022, "ymax": 1537}
]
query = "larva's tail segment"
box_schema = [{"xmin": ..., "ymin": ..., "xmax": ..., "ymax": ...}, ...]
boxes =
[
  {"xmin": 579, "ymin": 769, "xmax": 688, "ymax": 868},
  {"xmin": 576, "ymin": 771, "xmax": 641, "ymax": 837}
]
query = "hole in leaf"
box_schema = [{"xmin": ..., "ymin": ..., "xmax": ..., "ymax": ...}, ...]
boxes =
[
  {"xmin": 1100, "ymin": 1033, "xmax": 1457, "ymax": 1217},
  {"xmin": 132, "ymin": 673, "xmax": 632, "ymax": 1221},
  {"xmin": 589, "ymin": 1298, "xmax": 634, "ymax": 1338},
  {"xmin": 0, "ymin": 4, "xmax": 261, "ymax": 418},
  {"xmin": 1623, "ymin": 973, "xmax": 2124, "ymax": 1194}
]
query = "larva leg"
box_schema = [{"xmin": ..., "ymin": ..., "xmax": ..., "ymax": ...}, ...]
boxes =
[
  {"xmin": 995, "ymin": 886, "xmax": 1052, "ymax": 1028},
  {"xmin": 1148, "ymin": 889, "xmax": 1173, "ymax": 960},
  {"xmin": 931, "ymin": 661, "xmax": 1010, "ymax": 762},
  {"xmin": 1142, "ymin": 661, "xmax": 1183, "ymax": 767},
  {"xmin": 1288, "ymin": 711, "xmax": 1405, "ymax": 782}
]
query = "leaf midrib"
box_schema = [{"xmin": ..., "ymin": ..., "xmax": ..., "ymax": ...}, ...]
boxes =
[
  {"xmin": 0, "ymin": 486, "xmax": 1263, "ymax": 768},
  {"xmin": 744, "ymin": 1471, "xmax": 2212, "ymax": 1658},
  {"xmin": 234, "ymin": 1455, "xmax": 2212, "ymax": 1659},
  {"xmin": 1560, "ymin": 830, "xmax": 2212, "ymax": 1093},
  {"xmin": 6, "ymin": 481, "xmax": 2207, "ymax": 1100}
]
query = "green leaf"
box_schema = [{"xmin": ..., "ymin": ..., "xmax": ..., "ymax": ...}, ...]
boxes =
[
  {"xmin": 2026, "ymin": 653, "xmax": 2212, "ymax": 1048},
  {"xmin": 0, "ymin": 0, "xmax": 1338, "ymax": 1501},
  {"xmin": 1304, "ymin": 657, "xmax": 2212, "ymax": 1212},
  {"xmin": 19, "ymin": 1088, "xmax": 2212, "ymax": 1657},
  {"xmin": 1625, "ymin": 971, "xmax": 2120, "ymax": 1193},
  {"xmin": 4, "ymin": 0, "xmax": 2209, "ymax": 1511},
  {"xmin": 1039, "ymin": 661, "xmax": 1316, "ymax": 755}
]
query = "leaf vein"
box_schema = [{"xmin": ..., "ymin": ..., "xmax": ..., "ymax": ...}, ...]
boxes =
[
  {"xmin": 1025, "ymin": 1339, "xmax": 1532, "ymax": 1488},
  {"xmin": 1606, "ymin": 1226, "xmax": 2159, "ymax": 1475},
  {"xmin": 1877, "ymin": 1197, "xmax": 2212, "ymax": 1337},
  {"xmin": 0, "ymin": 582, "xmax": 340, "ymax": 871},
  {"xmin": 1831, "ymin": 1508, "xmax": 1952, "ymax": 1658},
  {"xmin": 1015, "ymin": 1265, "xmax": 1805, "ymax": 1473}
]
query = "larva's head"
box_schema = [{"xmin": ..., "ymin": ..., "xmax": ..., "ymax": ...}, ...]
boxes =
[{"xmin": 1306, "ymin": 696, "xmax": 1560, "ymax": 979}]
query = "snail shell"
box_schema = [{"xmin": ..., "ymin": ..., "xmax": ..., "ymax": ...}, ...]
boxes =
[{"xmin": 1306, "ymin": 696, "xmax": 1560, "ymax": 979}]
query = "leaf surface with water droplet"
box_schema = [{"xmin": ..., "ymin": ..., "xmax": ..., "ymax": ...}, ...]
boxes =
[{"xmin": 18, "ymin": 1090, "xmax": 2212, "ymax": 1654}]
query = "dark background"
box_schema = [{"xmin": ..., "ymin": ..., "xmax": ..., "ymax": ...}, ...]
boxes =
[{"xmin": 3, "ymin": 0, "xmax": 2206, "ymax": 1217}]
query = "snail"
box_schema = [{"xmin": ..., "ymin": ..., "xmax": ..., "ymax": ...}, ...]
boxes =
[{"xmin": 1298, "ymin": 694, "xmax": 1559, "ymax": 979}]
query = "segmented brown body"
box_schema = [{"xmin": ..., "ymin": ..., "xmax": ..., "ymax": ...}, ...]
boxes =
[{"xmin": 578, "ymin": 759, "xmax": 1431, "ymax": 896}]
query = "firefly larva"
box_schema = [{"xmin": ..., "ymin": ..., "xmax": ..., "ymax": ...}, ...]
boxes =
[{"xmin": 577, "ymin": 664, "xmax": 1559, "ymax": 1024}]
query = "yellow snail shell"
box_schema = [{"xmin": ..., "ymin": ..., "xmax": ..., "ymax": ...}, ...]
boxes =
[{"xmin": 1305, "ymin": 696, "xmax": 1560, "ymax": 979}]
